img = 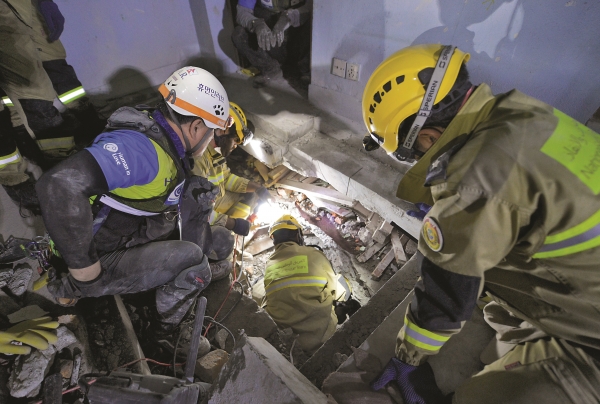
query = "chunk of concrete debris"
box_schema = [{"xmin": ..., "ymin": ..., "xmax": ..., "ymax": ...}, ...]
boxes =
[
  {"xmin": 7, "ymin": 264, "xmax": 33, "ymax": 296},
  {"xmin": 195, "ymin": 349, "xmax": 229, "ymax": 383},
  {"xmin": 0, "ymin": 265, "xmax": 14, "ymax": 288},
  {"xmin": 215, "ymin": 329, "xmax": 229, "ymax": 350},
  {"xmin": 351, "ymin": 347, "xmax": 382, "ymax": 374},
  {"xmin": 59, "ymin": 358, "xmax": 74, "ymax": 379},
  {"xmin": 209, "ymin": 336, "xmax": 329, "ymax": 404},
  {"xmin": 9, "ymin": 326, "xmax": 77, "ymax": 397},
  {"xmin": 322, "ymin": 371, "xmax": 394, "ymax": 404}
]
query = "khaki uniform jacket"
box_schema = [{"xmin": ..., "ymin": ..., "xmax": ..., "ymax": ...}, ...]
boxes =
[
  {"xmin": 395, "ymin": 84, "xmax": 600, "ymax": 365},
  {"xmin": 263, "ymin": 242, "xmax": 339, "ymax": 354}
]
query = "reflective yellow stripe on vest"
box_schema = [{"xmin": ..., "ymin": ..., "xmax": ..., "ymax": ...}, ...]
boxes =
[
  {"xmin": 208, "ymin": 172, "xmax": 225, "ymax": 185},
  {"xmin": 226, "ymin": 174, "xmax": 243, "ymax": 190},
  {"xmin": 265, "ymin": 276, "xmax": 328, "ymax": 296},
  {"xmin": 36, "ymin": 137, "xmax": 75, "ymax": 151},
  {"xmin": 533, "ymin": 209, "xmax": 600, "ymax": 259},
  {"xmin": 58, "ymin": 86, "xmax": 86, "ymax": 104},
  {"xmin": 403, "ymin": 316, "xmax": 450, "ymax": 353},
  {"xmin": 2, "ymin": 96, "xmax": 14, "ymax": 107},
  {"xmin": 0, "ymin": 150, "xmax": 21, "ymax": 168}
]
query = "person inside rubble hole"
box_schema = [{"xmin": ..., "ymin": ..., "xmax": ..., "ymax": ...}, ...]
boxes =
[
  {"xmin": 361, "ymin": 44, "xmax": 600, "ymax": 403},
  {"xmin": 231, "ymin": 0, "xmax": 313, "ymax": 88},
  {"xmin": 192, "ymin": 101, "xmax": 274, "ymax": 281},
  {"xmin": 259, "ymin": 214, "xmax": 357, "ymax": 355},
  {"xmin": 35, "ymin": 66, "xmax": 231, "ymax": 339}
]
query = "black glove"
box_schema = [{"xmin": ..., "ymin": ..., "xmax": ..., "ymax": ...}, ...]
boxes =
[
  {"xmin": 187, "ymin": 176, "xmax": 219, "ymax": 212},
  {"xmin": 232, "ymin": 218, "xmax": 250, "ymax": 236}
]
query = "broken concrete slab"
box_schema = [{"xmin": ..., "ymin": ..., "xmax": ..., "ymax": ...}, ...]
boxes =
[
  {"xmin": 195, "ymin": 349, "xmax": 229, "ymax": 383},
  {"xmin": 209, "ymin": 336, "xmax": 329, "ymax": 404},
  {"xmin": 300, "ymin": 254, "xmax": 420, "ymax": 388},
  {"xmin": 9, "ymin": 325, "xmax": 77, "ymax": 398},
  {"xmin": 0, "ymin": 265, "xmax": 13, "ymax": 288},
  {"xmin": 322, "ymin": 371, "xmax": 393, "ymax": 404}
]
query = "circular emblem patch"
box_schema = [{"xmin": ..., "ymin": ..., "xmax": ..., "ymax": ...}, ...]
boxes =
[
  {"xmin": 422, "ymin": 217, "xmax": 443, "ymax": 252},
  {"xmin": 103, "ymin": 143, "xmax": 118, "ymax": 153}
]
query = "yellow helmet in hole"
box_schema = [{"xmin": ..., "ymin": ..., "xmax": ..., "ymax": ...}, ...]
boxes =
[{"xmin": 269, "ymin": 214, "xmax": 302, "ymax": 238}]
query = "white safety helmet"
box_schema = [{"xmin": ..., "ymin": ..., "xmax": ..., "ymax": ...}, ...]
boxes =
[{"xmin": 158, "ymin": 66, "xmax": 230, "ymax": 130}]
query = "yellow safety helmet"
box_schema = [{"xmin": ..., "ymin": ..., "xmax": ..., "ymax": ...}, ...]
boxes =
[
  {"xmin": 269, "ymin": 214, "xmax": 302, "ymax": 238},
  {"xmin": 362, "ymin": 44, "xmax": 470, "ymax": 161},
  {"xmin": 229, "ymin": 102, "xmax": 254, "ymax": 146}
]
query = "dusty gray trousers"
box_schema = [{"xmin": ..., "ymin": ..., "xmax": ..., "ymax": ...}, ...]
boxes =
[{"xmin": 49, "ymin": 240, "xmax": 211, "ymax": 331}]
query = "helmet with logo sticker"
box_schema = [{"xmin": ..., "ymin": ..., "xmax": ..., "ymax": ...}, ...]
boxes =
[
  {"xmin": 361, "ymin": 44, "xmax": 470, "ymax": 160},
  {"xmin": 159, "ymin": 66, "xmax": 230, "ymax": 130}
]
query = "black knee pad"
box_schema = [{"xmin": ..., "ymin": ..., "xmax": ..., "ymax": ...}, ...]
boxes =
[{"xmin": 173, "ymin": 254, "xmax": 211, "ymax": 291}]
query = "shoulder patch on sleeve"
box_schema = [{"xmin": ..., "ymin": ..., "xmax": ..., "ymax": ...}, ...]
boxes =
[{"xmin": 422, "ymin": 217, "xmax": 443, "ymax": 252}]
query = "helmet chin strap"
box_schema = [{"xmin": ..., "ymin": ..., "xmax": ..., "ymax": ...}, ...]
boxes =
[
  {"xmin": 165, "ymin": 103, "xmax": 214, "ymax": 157},
  {"xmin": 394, "ymin": 45, "xmax": 455, "ymax": 161}
]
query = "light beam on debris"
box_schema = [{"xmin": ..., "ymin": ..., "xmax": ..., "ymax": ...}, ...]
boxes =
[{"xmin": 255, "ymin": 201, "xmax": 286, "ymax": 225}]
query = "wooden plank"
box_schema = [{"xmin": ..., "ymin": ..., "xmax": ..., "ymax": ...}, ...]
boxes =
[
  {"xmin": 390, "ymin": 229, "xmax": 408, "ymax": 265},
  {"xmin": 301, "ymin": 177, "xmax": 319, "ymax": 184},
  {"xmin": 357, "ymin": 241, "xmax": 387, "ymax": 263},
  {"xmin": 373, "ymin": 221, "xmax": 394, "ymax": 244},
  {"xmin": 254, "ymin": 160, "xmax": 270, "ymax": 182},
  {"xmin": 246, "ymin": 237, "xmax": 274, "ymax": 255},
  {"xmin": 268, "ymin": 165, "xmax": 288, "ymax": 179},
  {"xmin": 265, "ymin": 167, "xmax": 290, "ymax": 187},
  {"xmin": 371, "ymin": 248, "xmax": 396, "ymax": 279},
  {"xmin": 311, "ymin": 197, "xmax": 354, "ymax": 218},
  {"xmin": 114, "ymin": 295, "xmax": 151, "ymax": 375},
  {"xmin": 351, "ymin": 201, "xmax": 372, "ymax": 219},
  {"xmin": 277, "ymin": 179, "xmax": 353, "ymax": 206}
]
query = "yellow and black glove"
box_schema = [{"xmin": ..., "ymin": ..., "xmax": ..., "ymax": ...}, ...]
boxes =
[{"xmin": 0, "ymin": 317, "xmax": 59, "ymax": 355}]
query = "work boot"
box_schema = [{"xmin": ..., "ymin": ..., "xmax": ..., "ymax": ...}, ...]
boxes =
[
  {"xmin": 253, "ymin": 67, "xmax": 284, "ymax": 88},
  {"xmin": 209, "ymin": 259, "xmax": 232, "ymax": 281},
  {"xmin": 3, "ymin": 179, "xmax": 42, "ymax": 217}
]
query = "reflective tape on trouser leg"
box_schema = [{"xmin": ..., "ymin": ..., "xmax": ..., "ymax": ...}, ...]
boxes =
[
  {"xmin": 0, "ymin": 150, "xmax": 22, "ymax": 168},
  {"xmin": 2, "ymin": 96, "xmax": 14, "ymax": 107},
  {"xmin": 58, "ymin": 86, "xmax": 86, "ymax": 105},
  {"xmin": 173, "ymin": 255, "xmax": 211, "ymax": 290}
]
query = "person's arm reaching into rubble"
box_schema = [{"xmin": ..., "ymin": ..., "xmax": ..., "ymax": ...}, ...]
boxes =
[
  {"xmin": 372, "ymin": 188, "xmax": 521, "ymax": 401},
  {"xmin": 36, "ymin": 131, "xmax": 166, "ymax": 282}
]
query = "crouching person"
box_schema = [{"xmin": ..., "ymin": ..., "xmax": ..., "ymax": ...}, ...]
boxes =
[
  {"xmin": 36, "ymin": 67, "xmax": 230, "ymax": 336},
  {"xmin": 262, "ymin": 215, "xmax": 352, "ymax": 354}
]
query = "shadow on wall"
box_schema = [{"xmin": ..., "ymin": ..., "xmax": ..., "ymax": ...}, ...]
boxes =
[{"xmin": 188, "ymin": 0, "xmax": 239, "ymax": 77}]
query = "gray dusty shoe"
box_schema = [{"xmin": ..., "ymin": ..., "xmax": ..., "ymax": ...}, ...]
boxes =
[
  {"xmin": 209, "ymin": 260, "xmax": 232, "ymax": 281},
  {"xmin": 253, "ymin": 68, "xmax": 284, "ymax": 88}
]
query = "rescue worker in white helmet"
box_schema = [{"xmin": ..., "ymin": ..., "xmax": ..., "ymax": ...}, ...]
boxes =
[
  {"xmin": 262, "ymin": 214, "xmax": 353, "ymax": 354},
  {"xmin": 363, "ymin": 44, "xmax": 600, "ymax": 403},
  {"xmin": 192, "ymin": 102, "xmax": 272, "ymax": 280},
  {"xmin": 36, "ymin": 67, "xmax": 229, "ymax": 338}
]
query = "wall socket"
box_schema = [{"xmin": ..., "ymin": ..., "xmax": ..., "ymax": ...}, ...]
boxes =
[
  {"xmin": 331, "ymin": 58, "xmax": 347, "ymax": 78},
  {"xmin": 346, "ymin": 63, "xmax": 360, "ymax": 81}
]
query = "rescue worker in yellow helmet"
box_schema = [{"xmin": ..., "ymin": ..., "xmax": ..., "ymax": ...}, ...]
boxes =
[
  {"xmin": 36, "ymin": 67, "xmax": 228, "ymax": 337},
  {"xmin": 363, "ymin": 44, "xmax": 600, "ymax": 403},
  {"xmin": 262, "ymin": 214, "xmax": 352, "ymax": 354},
  {"xmin": 192, "ymin": 102, "xmax": 272, "ymax": 280}
]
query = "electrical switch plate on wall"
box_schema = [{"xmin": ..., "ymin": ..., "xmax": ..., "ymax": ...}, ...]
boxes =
[
  {"xmin": 331, "ymin": 58, "xmax": 347, "ymax": 78},
  {"xmin": 346, "ymin": 63, "xmax": 360, "ymax": 81}
]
